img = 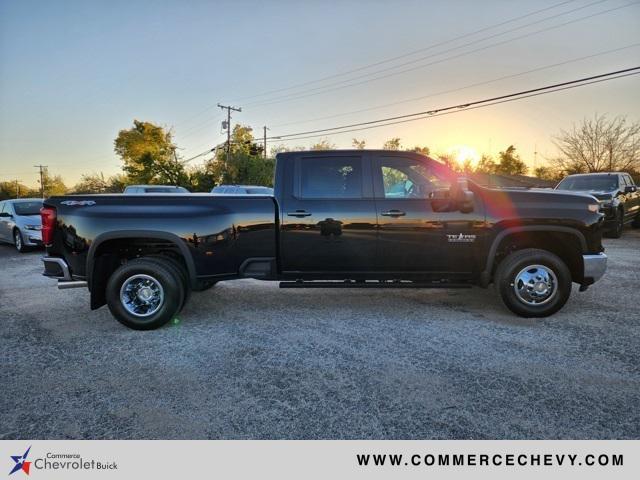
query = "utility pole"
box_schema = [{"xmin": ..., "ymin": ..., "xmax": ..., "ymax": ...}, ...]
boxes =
[
  {"xmin": 34, "ymin": 165, "xmax": 47, "ymax": 198},
  {"xmin": 15, "ymin": 179, "xmax": 20, "ymax": 199},
  {"xmin": 217, "ymin": 103, "xmax": 242, "ymax": 169},
  {"xmin": 533, "ymin": 144, "xmax": 538, "ymax": 171},
  {"xmin": 263, "ymin": 125, "xmax": 269, "ymax": 159}
]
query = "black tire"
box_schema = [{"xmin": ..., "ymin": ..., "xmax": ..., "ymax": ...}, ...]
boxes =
[
  {"xmin": 605, "ymin": 209, "xmax": 624, "ymax": 238},
  {"xmin": 146, "ymin": 255, "xmax": 191, "ymax": 308},
  {"xmin": 495, "ymin": 248, "xmax": 572, "ymax": 318},
  {"xmin": 13, "ymin": 229, "xmax": 28, "ymax": 253},
  {"xmin": 106, "ymin": 258, "xmax": 185, "ymax": 330}
]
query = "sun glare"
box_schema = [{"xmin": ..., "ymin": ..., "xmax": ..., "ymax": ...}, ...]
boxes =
[{"xmin": 447, "ymin": 145, "xmax": 480, "ymax": 167}]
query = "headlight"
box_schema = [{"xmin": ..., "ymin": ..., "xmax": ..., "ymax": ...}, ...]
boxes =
[
  {"xmin": 24, "ymin": 224, "xmax": 42, "ymax": 231},
  {"xmin": 587, "ymin": 204, "xmax": 600, "ymax": 213}
]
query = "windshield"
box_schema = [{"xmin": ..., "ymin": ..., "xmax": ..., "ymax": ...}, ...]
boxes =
[
  {"xmin": 556, "ymin": 176, "xmax": 618, "ymax": 192},
  {"xmin": 13, "ymin": 201, "xmax": 42, "ymax": 216}
]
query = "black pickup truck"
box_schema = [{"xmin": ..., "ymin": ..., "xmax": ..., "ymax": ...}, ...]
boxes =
[
  {"xmin": 555, "ymin": 172, "xmax": 640, "ymax": 238},
  {"xmin": 42, "ymin": 150, "xmax": 607, "ymax": 330}
]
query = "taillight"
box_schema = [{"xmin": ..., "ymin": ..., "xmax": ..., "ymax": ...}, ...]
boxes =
[{"xmin": 40, "ymin": 206, "xmax": 56, "ymax": 246}]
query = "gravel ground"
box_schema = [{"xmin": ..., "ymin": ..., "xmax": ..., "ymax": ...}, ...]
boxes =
[{"xmin": 1, "ymin": 230, "xmax": 639, "ymax": 439}]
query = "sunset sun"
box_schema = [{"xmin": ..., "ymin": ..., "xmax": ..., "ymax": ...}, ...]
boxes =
[{"xmin": 447, "ymin": 145, "xmax": 480, "ymax": 167}]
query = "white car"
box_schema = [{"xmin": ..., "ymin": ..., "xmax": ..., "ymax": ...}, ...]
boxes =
[{"xmin": 0, "ymin": 198, "xmax": 43, "ymax": 252}]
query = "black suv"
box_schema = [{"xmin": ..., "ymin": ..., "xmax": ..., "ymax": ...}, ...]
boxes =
[{"xmin": 556, "ymin": 172, "xmax": 640, "ymax": 238}]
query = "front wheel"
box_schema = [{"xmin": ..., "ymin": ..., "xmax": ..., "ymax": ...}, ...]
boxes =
[
  {"xmin": 495, "ymin": 248, "xmax": 572, "ymax": 318},
  {"xmin": 605, "ymin": 209, "xmax": 624, "ymax": 238},
  {"xmin": 14, "ymin": 229, "xmax": 27, "ymax": 253},
  {"xmin": 106, "ymin": 258, "xmax": 185, "ymax": 330}
]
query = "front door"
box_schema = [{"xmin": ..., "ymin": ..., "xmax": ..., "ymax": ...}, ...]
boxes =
[
  {"xmin": 279, "ymin": 153, "xmax": 378, "ymax": 274},
  {"xmin": 372, "ymin": 154, "xmax": 485, "ymax": 275}
]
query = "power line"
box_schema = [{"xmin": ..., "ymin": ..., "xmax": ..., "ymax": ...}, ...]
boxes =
[
  {"xmin": 272, "ymin": 71, "xmax": 640, "ymax": 143},
  {"xmin": 270, "ymin": 42, "xmax": 640, "ymax": 129},
  {"xmin": 246, "ymin": 0, "xmax": 637, "ymax": 108},
  {"xmin": 231, "ymin": 0, "xmax": 579, "ymax": 103},
  {"xmin": 176, "ymin": 0, "xmax": 585, "ymax": 128},
  {"xmin": 262, "ymin": 67, "xmax": 640, "ymax": 142},
  {"xmin": 181, "ymin": 146, "xmax": 219, "ymax": 164}
]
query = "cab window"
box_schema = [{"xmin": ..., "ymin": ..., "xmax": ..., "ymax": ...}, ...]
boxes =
[
  {"xmin": 376, "ymin": 157, "xmax": 450, "ymax": 199},
  {"xmin": 297, "ymin": 156, "xmax": 363, "ymax": 198}
]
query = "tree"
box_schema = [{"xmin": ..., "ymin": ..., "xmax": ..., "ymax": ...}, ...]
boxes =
[
  {"xmin": 407, "ymin": 145, "xmax": 430, "ymax": 155},
  {"xmin": 533, "ymin": 166, "xmax": 561, "ymax": 182},
  {"xmin": 382, "ymin": 137, "xmax": 401, "ymax": 150},
  {"xmin": 71, "ymin": 173, "xmax": 108, "ymax": 194},
  {"xmin": 551, "ymin": 114, "xmax": 640, "ymax": 174},
  {"xmin": 0, "ymin": 181, "xmax": 32, "ymax": 200},
  {"xmin": 39, "ymin": 170, "xmax": 67, "ymax": 197},
  {"xmin": 495, "ymin": 145, "xmax": 527, "ymax": 175},
  {"xmin": 475, "ymin": 154, "xmax": 497, "ymax": 174},
  {"xmin": 208, "ymin": 124, "xmax": 274, "ymax": 186},
  {"xmin": 310, "ymin": 139, "xmax": 336, "ymax": 151},
  {"xmin": 270, "ymin": 144, "xmax": 307, "ymax": 156},
  {"xmin": 436, "ymin": 152, "xmax": 460, "ymax": 172},
  {"xmin": 71, "ymin": 172, "xmax": 129, "ymax": 194},
  {"xmin": 352, "ymin": 138, "xmax": 366, "ymax": 149},
  {"xmin": 114, "ymin": 120, "xmax": 188, "ymax": 185}
]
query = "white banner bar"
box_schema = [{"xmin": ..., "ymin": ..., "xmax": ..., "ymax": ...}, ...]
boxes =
[{"xmin": 2, "ymin": 440, "xmax": 638, "ymax": 479}]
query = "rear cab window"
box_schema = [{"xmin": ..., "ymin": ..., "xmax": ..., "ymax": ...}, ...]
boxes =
[{"xmin": 295, "ymin": 156, "xmax": 364, "ymax": 199}]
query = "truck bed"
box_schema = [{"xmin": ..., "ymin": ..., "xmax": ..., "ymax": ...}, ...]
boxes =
[{"xmin": 44, "ymin": 194, "xmax": 278, "ymax": 281}]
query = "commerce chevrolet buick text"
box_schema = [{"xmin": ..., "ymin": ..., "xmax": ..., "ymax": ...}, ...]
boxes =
[{"xmin": 41, "ymin": 150, "xmax": 607, "ymax": 329}]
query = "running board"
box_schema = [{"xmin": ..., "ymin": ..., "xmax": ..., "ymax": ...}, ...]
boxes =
[{"xmin": 279, "ymin": 280, "xmax": 472, "ymax": 289}]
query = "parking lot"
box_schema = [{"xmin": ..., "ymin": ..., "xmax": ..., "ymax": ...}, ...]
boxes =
[{"xmin": 1, "ymin": 230, "xmax": 639, "ymax": 439}]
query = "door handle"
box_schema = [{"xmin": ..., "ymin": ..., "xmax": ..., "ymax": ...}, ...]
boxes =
[
  {"xmin": 287, "ymin": 210, "xmax": 312, "ymax": 217},
  {"xmin": 381, "ymin": 210, "xmax": 406, "ymax": 217}
]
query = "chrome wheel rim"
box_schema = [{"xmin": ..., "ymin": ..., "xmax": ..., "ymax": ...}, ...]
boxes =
[
  {"xmin": 513, "ymin": 264, "xmax": 557, "ymax": 306},
  {"xmin": 14, "ymin": 231, "xmax": 21, "ymax": 250},
  {"xmin": 119, "ymin": 274, "xmax": 164, "ymax": 317}
]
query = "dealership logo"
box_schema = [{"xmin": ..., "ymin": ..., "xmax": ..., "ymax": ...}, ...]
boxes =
[
  {"xmin": 447, "ymin": 233, "xmax": 476, "ymax": 243},
  {"xmin": 8, "ymin": 446, "xmax": 31, "ymax": 476},
  {"xmin": 7, "ymin": 446, "xmax": 118, "ymax": 475}
]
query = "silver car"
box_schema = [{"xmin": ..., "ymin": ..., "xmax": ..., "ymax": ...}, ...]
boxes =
[{"xmin": 0, "ymin": 198, "xmax": 43, "ymax": 252}]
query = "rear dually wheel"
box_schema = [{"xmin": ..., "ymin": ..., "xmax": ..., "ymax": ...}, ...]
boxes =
[{"xmin": 105, "ymin": 257, "xmax": 185, "ymax": 330}]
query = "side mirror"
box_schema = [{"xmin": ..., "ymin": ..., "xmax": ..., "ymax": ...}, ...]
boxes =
[
  {"xmin": 0, "ymin": 212, "xmax": 12, "ymax": 218},
  {"xmin": 624, "ymin": 185, "xmax": 637, "ymax": 193},
  {"xmin": 453, "ymin": 178, "xmax": 475, "ymax": 213}
]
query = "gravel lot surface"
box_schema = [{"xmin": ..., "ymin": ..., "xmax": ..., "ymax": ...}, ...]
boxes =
[{"xmin": 1, "ymin": 230, "xmax": 639, "ymax": 439}]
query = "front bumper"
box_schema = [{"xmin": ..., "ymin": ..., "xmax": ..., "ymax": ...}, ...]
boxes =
[
  {"xmin": 22, "ymin": 229, "xmax": 42, "ymax": 246},
  {"xmin": 583, "ymin": 253, "xmax": 607, "ymax": 284}
]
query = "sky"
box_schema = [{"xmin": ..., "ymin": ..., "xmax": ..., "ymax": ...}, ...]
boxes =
[{"xmin": 1, "ymin": 0, "xmax": 639, "ymax": 188}]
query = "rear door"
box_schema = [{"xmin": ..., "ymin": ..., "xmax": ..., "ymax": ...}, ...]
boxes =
[{"xmin": 279, "ymin": 153, "xmax": 378, "ymax": 273}]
